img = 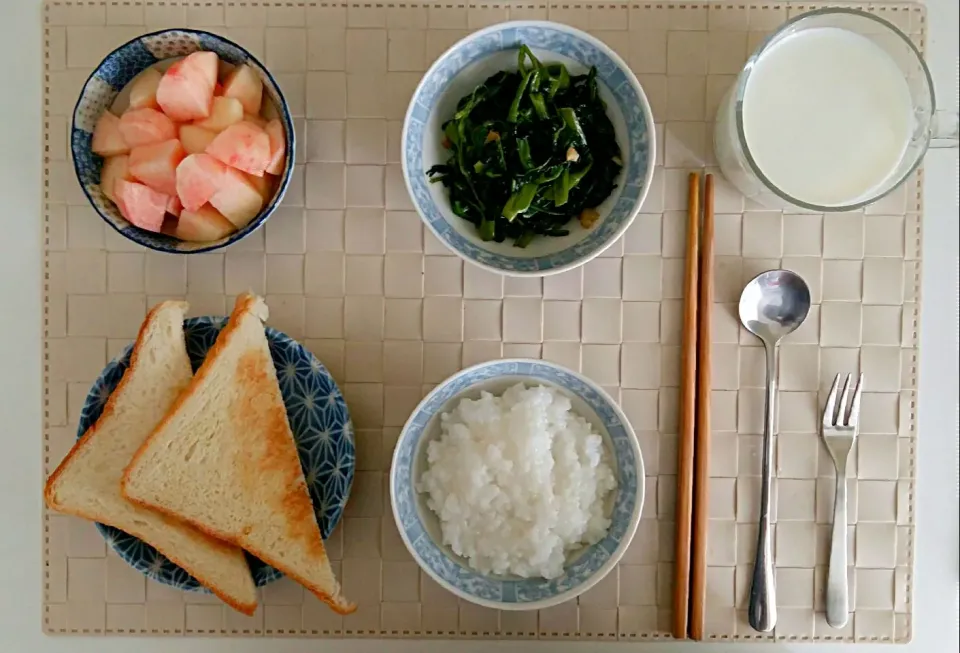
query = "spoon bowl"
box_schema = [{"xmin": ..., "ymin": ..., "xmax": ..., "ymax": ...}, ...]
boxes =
[{"xmin": 738, "ymin": 270, "xmax": 812, "ymax": 344}]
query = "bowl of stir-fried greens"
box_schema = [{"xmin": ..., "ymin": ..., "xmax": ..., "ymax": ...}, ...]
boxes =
[{"xmin": 402, "ymin": 21, "xmax": 655, "ymax": 276}]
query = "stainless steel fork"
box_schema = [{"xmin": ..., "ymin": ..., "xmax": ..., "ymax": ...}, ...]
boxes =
[{"xmin": 820, "ymin": 373, "xmax": 863, "ymax": 629}]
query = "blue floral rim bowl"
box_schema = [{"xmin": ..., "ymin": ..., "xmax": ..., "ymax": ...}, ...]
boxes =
[
  {"xmin": 71, "ymin": 29, "xmax": 295, "ymax": 254},
  {"xmin": 402, "ymin": 21, "xmax": 656, "ymax": 277},
  {"xmin": 389, "ymin": 359, "xmax": 644, "ymax": 610},
  {"xmin": 78, "ymin": 316, "xmax": 354, "ymax": 591}
]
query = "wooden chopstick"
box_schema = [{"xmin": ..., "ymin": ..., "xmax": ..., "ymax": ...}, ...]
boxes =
[
  {"xmin": 672, "ymin": 172, "xmax": 701, "ymax": 640},
  {"xmin": 689, "ymin": 174, "xmax": 715, "ymax": 640}
]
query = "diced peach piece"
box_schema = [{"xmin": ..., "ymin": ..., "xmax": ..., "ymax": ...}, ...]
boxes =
[
  {"xmin": 264, "ymin": 119, "xmax": 286, "ymax": 175},
  {"xmin": 156, "ymin": 52, "xmax": 218, "ymax": 121},
  {"xmin": 179, "ymin": 124, "xmax": 217, "ymax": 155},
  {"xmin": 194, "ymin": 96, "xmax": 243, "ymax": 133},
  {"xmin": 91, "ymin": 111, "xmax": 129, "ymax": 157},
  {"xmin": 205, "ymin": 121, "xmax": 272, "ymax": 177},
  {"xmin": 222, "ymin": 64, "xmax": 263, "ymax": 115},
  {"xmin": 119, "ymin": 108, "xmax": 177, "ymax": 148},
  {"xmin": 128, "ymin": 68, "xmax": 162, "ymax": 110},
  {"xmin": 100, "ymin": 155, "xmax": 134, "ymax": 202},
  {"xmin": 185, "ymin": 51, "xmax": 218, "ymax": 88},
  {"xmin": 175, "ymin": 204, "xmax": 237, "ymax": 242},
  {"xmin": 209, "ymin": 167, "xmax": 264, "ymax": 229},
  {"xmin": 176, "ymin": 153, "xmax": 228, "ymax": 211},
  {"xmin": 114, "ymin": 179, "xmax": 169, "ymax": 232},
  {"xmin": 166, "ymin": 195, "xmax": 182, "ymax": 217},
  {"xmin": 128, "ymin": 139, "xmax": 186, "ymax": 196},
  {"xmin": 243, "ymin": 172, "xmax": 274, "ymax": 202}
]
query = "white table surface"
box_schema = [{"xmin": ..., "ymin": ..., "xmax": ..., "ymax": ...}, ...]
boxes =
[{"xmin": 0, "ymin": 1, "xmax": 955, "ymax": 651}]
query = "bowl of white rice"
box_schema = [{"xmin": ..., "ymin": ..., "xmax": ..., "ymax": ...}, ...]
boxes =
[{"xmin": 389, "ymin": 359, "xmax": 643, "ymax": 610}]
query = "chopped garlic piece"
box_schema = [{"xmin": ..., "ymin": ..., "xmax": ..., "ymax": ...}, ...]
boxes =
[{"xmin": 579, "ymin": 208, "xmax": 600, "ymax": 229}]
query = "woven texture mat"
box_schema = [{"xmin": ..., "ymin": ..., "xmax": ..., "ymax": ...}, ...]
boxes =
[{"xmin": 42, "ymin": 0, "xmax": 924, "ymax": 642}]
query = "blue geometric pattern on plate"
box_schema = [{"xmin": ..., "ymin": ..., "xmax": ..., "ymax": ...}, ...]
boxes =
[
  {"xmin": 70, "ymin": 29, "xmax": 295, "ymax": 254},
  {"xmin": 392, "ymin": 360, "xmax": 641, "ymax": 605},
  {"xmin": 403, "ymin": 22, "xmax": 652, "ymax": 274},
  {"xmin": 77, "ymin": 317, "xmax": 354, "ymax": 591}
]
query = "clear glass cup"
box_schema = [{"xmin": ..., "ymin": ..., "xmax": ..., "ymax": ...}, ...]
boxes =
[{"xmin": 714, "ymin": 7, "xmax": 959, "ymax": 212}]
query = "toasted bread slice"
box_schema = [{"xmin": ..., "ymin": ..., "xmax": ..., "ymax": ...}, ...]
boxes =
[
  {"xmin": 44, "ymin": 301, "xmax": 258, "ymax": 615},
  {"xmin": 122, "ymin": 293, "xmax": 354, "ymax": 614}
]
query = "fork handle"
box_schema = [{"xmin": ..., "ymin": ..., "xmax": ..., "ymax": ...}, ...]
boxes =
[{"xmin": 826, "ymin": 474, "xmax": 849, "ymax": 628}]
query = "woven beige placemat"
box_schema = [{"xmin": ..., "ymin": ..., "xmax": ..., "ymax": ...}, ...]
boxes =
[{"xmin": 42, "ymin": 0, "xmax": 924, "ymax": 642}]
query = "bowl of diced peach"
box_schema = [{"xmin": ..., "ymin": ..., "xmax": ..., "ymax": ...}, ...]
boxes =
[{"xmin": 72, "ymin": 29, "xmax": 294, "ymax": 253}]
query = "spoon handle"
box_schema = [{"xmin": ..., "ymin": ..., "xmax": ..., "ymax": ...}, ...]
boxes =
[{"xmin": 748, "ymin": 341, "xmax": 779, "ymax": 632}]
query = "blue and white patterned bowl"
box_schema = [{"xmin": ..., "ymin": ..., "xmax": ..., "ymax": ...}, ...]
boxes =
[
  {"xmin": 390, "ymin": 359, "xmax": 644, "ymax": 610},
  {"xmin": 78, "ymin": 316, "xmax": 354, "ymax": 591},
  {"xmin": 402, "ymin": 21, "xmax": 656, "ymax": 277},
  {"xmin": 71, "ymin": 29, "xmax": 295, "ymax": 254}
]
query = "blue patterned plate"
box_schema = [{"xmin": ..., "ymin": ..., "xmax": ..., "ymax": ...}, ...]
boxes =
[
  {"xmin": 77, "ymin": 316, "xmax": 354, "ymax": 591},
  {"xmin": 402, "ymin": 21, "xmax": 656, "ymax": 276},
  {"xmin": 390, "ymin": 359, "xmax": 644, "ymax": 610},
  {"xmin": 71, "ymin": 29, "xmax": 295, "ymax": 254}
]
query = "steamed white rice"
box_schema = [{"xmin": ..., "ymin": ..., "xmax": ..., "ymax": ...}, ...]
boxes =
[{"xmin": 417, "ymin": 383, "xmax": 617, "ymax": 579}]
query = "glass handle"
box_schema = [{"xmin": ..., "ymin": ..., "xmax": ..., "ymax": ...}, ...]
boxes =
[{"xmin": 930, "ymin": 110, "xmax": 959, "ymax": 149}]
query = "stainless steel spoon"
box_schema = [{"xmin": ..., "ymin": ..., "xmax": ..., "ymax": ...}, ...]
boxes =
[{"xmin": 738, "ymin": 269, "xmax": 811, "ymax": 633}]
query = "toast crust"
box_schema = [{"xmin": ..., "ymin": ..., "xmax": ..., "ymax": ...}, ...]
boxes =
[
  {"xmin": 46, "ymin": 501, "xmax": 257, "ymax": 615},
  {"xmin": 44, "ymin": 301, "xmax": 257, "ymax": 616},
  {"xmin": 124, "ymin": 495, "xmax": 355, "ymax": 615},
  {"xmin": 122, "ymin": 293, "xmax": 355, "ymax": 615},
  {"xmin": 42, "ymin": 301, "xmax": 180, "ymax": 509}
]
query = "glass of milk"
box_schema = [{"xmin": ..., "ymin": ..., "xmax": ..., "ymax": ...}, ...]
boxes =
[{"xmin": 714, "ymin": 8, "xmax": 958, "ymax": 212}]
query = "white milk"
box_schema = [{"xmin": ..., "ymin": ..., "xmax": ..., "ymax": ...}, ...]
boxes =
[{"xmin": 739, "ymin": 27, "xmax": 913, "ymax": 207}]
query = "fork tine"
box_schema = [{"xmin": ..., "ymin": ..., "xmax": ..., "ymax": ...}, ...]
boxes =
[
  {"xmin": 824, "ymin": 373, "xmax": 841, "ymax": 427},
  {"xmin": 846, "ymin": 373, "xmax": 864, "ymax": 427},
  {"xmin": 838, "ymin": 373, "xmax": 853, "ymax": 425}
]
